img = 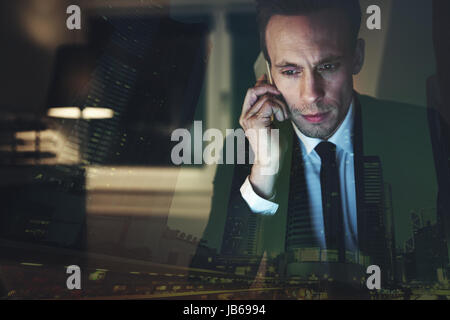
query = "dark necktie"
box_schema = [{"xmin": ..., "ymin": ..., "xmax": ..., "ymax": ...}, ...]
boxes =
[{"xmin": 315, "ymin": 142, "xmax": 346, "ymax": 262}]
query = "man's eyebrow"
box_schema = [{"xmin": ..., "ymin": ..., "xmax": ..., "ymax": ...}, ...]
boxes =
[
  {"xmin": 274, "ymin": 61, "xmax": 300, "ymax": 68},
  {"xmin": 316, "ymin": 55, "xmax": 343, "ymax": 66},
  {"xmin": 274, "ymin": 55, "xmax": 343, "ymax": 68}
]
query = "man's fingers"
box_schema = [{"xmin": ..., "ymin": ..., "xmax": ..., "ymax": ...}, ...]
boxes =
[
  {"xmin": 245, "ymin": 95, "xmax": 289, "ymax": 121},
  {"xmin": 248, "ymin": 100, "xmax": 286, "ymax": 123},
  {"xmin": 251, "ymin": 85, "xmax": 281, "ymax": 98},
  {"xmin": 245, "ymin": 95, "xmax": 271, "ymax": 119},
  {"xmin": 242, "ymin": 85, "xmax": 282, "ymax": 114},
  {"xmin": 270, "ymin": 96, "xmax": 290, "ymax": 120},
  {"xmin": 272, "ymin": 104, "xmax": 286, "ymax": 122}
]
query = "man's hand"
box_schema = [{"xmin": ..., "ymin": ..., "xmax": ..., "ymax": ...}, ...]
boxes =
[{"xmin": 239, "ymin": 74, "xmax": 289, "ymax": 200}]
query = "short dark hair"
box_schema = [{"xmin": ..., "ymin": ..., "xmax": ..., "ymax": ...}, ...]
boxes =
[{"xmin": 256, "ymin": 0, "xmax": 362, "ymax": 64}]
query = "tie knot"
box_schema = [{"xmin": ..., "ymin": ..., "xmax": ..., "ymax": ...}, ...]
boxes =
[{"xmin": 315, "ymin": 141, "xmax": 337, "ymax": 162}]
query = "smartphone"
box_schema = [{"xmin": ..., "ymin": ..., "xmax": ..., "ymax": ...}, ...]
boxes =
[
  {"xmin": 254, "ymin": 52, "xmax": 273, "ymax": 84},
  {"xmin": 253, "ymin": 52, "xmax": 284, "ymax": 123}
]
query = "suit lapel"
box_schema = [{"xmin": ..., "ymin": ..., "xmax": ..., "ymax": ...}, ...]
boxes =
[{"xmin": 353, "ymin": 94, "xmax": 368, "ymax": 254}]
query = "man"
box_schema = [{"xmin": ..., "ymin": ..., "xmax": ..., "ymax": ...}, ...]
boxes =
[
  {"xmin": 239, "ymin": 0, "xmax": 364, "ymax": 261},
  {"xmin": 192, "ymin": 0, "xmax": 438, "ymax": 295}
]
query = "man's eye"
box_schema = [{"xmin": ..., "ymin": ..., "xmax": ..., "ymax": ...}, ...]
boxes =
[
  {"xmin": 282, "ymin": 70, "xmax": 299, "ymax": 76},
  {"xmin": 318, "ymin": 63, "xmax": 339, "ymax": 72}
]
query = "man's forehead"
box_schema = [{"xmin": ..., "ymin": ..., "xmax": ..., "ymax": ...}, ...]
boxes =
[{"xmin": 266, "ymin": 10, "xmax": 353, "ymax": 62}]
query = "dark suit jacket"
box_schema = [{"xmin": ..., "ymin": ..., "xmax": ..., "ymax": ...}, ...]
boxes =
[{"xmin": 191, "ymin": 93, "xmax": 438, "ymax": 284}]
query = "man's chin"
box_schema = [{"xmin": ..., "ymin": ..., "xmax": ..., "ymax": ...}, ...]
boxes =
[
  {"xmin": 304, "ymin": 129, "xmax": 334, "ymax": 139},
  {"xmin": 294, "ymin": 120, "xmax": 337, "ymax": 140}
]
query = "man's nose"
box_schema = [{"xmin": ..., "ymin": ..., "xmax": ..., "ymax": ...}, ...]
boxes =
[{"xmin": 300, "ymin": 72, "xmax": 324, "ymax": 105}]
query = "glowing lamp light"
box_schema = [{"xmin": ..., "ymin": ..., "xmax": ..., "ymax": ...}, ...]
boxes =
[
  {"xmin": 47, "ymin": 106, "xmax": 114, "ymax": 119},
  {"xmin": 46, "ymin": 45, "xmax": 115, "ymax": 121}
]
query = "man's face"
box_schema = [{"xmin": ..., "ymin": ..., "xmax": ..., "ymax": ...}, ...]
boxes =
[{"xmin": 266, "ymin": 9, "xmax": 365, "ymax": 139}]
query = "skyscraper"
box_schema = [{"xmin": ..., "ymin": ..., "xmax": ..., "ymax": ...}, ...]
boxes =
[
  {"xmin": 362, "ymin": 156, "xmax": 390, "ymax": 280},
  {"xmin": 246, "ymin": 213, "xmax": 264, "ymax": 256},
  {"xmin": 284, "ymin": 145, "xmax": 313, "ymax": 252},
  {"xmin": 414, "ymin": 222, "xmax": 446, "ymax": 282},
  {"xmin": 384, "ymin": 183, "xmax": 397, "ymax": 283}
]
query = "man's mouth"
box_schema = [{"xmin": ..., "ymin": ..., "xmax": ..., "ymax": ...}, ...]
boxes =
[{"xmin": 302, "ymin": 111, "xmax": 331, "ymax": 124}]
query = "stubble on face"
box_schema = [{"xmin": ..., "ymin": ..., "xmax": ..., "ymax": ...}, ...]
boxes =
[
  {"xmin": 289, "ymin": 101, "xmax": 344, "ymax": 139},
  {"xmin": 266, "ymin": 10, "xmax": 358, "ymax": 140}
]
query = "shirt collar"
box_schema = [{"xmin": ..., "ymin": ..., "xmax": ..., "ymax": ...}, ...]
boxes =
[{"xmin": 291, "ymin": 99, "xmax": 354, "ymax": 156}]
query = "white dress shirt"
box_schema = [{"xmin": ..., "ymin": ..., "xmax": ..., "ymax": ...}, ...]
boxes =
[{"xmin": 240, "ymin": 102, "xmax": 358, "ymax": 251}]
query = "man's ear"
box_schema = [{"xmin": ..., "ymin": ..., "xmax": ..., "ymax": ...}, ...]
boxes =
[{"xmin": 352, "ymin": 38, "xmax": 365, "ymax": 75}]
